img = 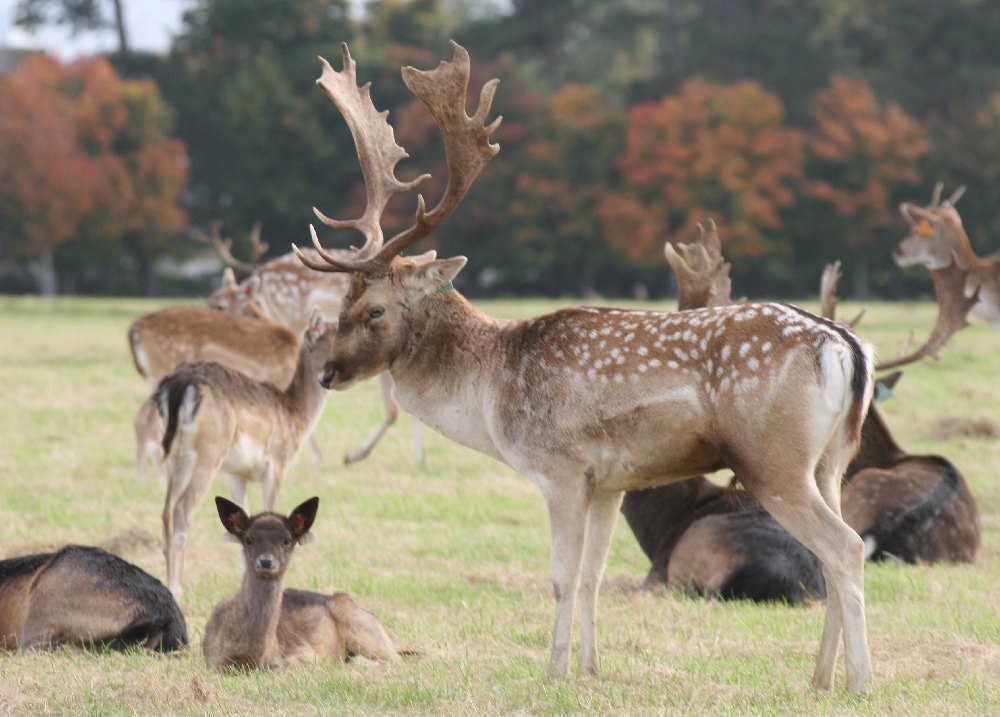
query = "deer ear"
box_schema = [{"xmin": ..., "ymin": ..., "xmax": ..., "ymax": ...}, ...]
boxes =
[
  {"xmin": 288, "ymin": 497, "xmax": 319, "ymax": 540},
  {"xmin": 399, "ymin": 256, "xmax": 467, "ymax": 296},
  {"xmin": 242, "ymin": 275, "xmax": 261, "ymax": 298},
  {"xmin": 406, "ymin": 249, "xmax": 438, "ymax": 265},
  {"xmin": 215, "ymin": 496, "xmax": 250, "ymax": 537},
  {"xmin": 304, "ymin": 309, "xmax": 325, "ymax": 344},
  {"xmin": 221, "ymin": 267, "xmax": 238, "ymax": 289}
]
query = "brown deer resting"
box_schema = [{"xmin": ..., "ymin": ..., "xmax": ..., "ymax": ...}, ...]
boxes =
[
  {"xmin": 0, "ymin": 546, "xmax": 187, "ymax": 652},
  {"xmin": 203, "ymin": 497, "xmax": 399, "ymax": 670},
  {"xmin": 294, "ymin": 42, "xmax": 876, "ymax": 692},
  {"xmin": 208, "ymin": 246, "xmax": 431, "ymax": 466},
  {"xmin": 156, "ymin": 311, "xmax": 335, "ymax": 596},
  {"xmin": 129, "ymin": 305, "xmax": 301, "ymax": 486}
]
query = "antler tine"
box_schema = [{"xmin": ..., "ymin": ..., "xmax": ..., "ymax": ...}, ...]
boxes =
[
  {"xmin": 666, "ymin": 220, "xmax": 732, "ymax": 311},
  {"xmin": 195, "ymin": 221, "xmax": 257, "ymax": 275},
  {"xmin": 820, "ymin": 261, "xmax": 842, "ymax": 321},
  {"xmin": 930, "ymin": 181, "xmax": 944, "ymax": 208},
  {"xmin": 946, "ymin": 185, "xmax": 966, "ymax": 206},
  {"xmin": 247, "ymin": 222, "xmax": 269, "ymax": 264},
  {"xmin": 303, "ymin": 43, "xmax": 432, "ymax": 271},
  {"xmin": 876, "ymin": 260, "xmax": 978, "ymax": 370}
]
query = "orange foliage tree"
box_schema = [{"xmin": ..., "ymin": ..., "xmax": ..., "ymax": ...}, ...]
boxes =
[
  {"xmin": 0, "ymin": 55, "xmax": 187, "ymax": 294},
  {"xmin": 602, "ymin": 79, "xmax": 804, "ymax": 267}
]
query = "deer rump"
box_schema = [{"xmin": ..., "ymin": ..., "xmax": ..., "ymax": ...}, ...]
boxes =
[{"xmin": 0, "ymin": 546, "xmax": 187, "ymax": 651}]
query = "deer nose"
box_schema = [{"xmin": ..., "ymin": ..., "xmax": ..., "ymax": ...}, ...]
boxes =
[
  {"xmin": 320, "ymin": 360, "xmax": 340, "ymax": 389},
  {"xmin": 255, "ymin": 554, "xmax": 278, "ymax": 574}
]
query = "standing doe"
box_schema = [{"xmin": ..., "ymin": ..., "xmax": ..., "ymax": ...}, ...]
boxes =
[
  {"xmin": 203, "ymin": 496, "xmax": 399, "ymax": 670},
  {"xmin": 156, "ymin": 311, "xmax": 335, "ymax": 596},
  {"xmin": 293, "ymin": 42, "xmax": 876, "ymax": 692}
]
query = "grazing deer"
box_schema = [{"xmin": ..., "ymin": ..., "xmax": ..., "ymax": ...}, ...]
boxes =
[
  {"xmin": 156, "ymin": 311, "xmax": 335, "ymax": 596},
  {"xmin": 293, "ymin": 42, "xmax": 875, "ymax": 692},
  {"xmin": 129, "ymin": 305, "xmax": 302, "ymax": 487},
  {"xmin": 206, "ymin": 232, "xmax": 428, "ymax": 466},
  {"xmin": 0, "ymin": 545, "xmax": 187, "ymax": 652},
  {"xmin": 896, "ymin": 183, "xmax": 1000, "ymax": 328},
  {"xmin": 203, "ymin": 496, "xmax": 399, "ymax": 670},
  {"xmin": 622, "ymin": 224, "xmax": 825, "ymax": 604},
  {"xmin": 822, "ymin": 264, "xmax": 981, "ymax": 564}
]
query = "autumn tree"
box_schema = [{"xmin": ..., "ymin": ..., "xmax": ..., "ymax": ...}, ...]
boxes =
[
  {"xmin": 0, "ymin": 55, "xmax": 187, "ymax": 294},
  {"xmin": 803, "ymin": 74, "xmax": 927, "ymax": 297},
  {"xmin": 603, "ymin": 79, "xmax": 804, "ymax": 284}
]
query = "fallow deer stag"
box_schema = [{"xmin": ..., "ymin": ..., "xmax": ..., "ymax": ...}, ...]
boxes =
[
  {"xmin": 156, "ymin": 311, "xmax": 336, "ymax": 596},
  {"xmin": 896, "ymin": 183, "xmax": 1000, "ymax": 328},
  {"xmin": 203, "ymin": 496, "xmax": 400, "ymax": 670},
  {"xmin": 206, "ymin": 231, "xmax": 429, "ymax": 466},
  {"xmin": 293, "ymin": 42, "xmax": 875, "ymax": 692},
  {"xmin": 0, "ymin": 545, "xmax": 187, "ymax": 652}
]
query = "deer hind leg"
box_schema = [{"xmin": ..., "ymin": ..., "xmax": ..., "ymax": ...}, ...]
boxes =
[
  {"xmin": 134, "ymin": 398, "xmax": 165, "ymax": 487},
  {"xmin": 577, "ymin": 489, "xmax": 624, "ymax": 677},
  {"xmin": 164, "ymin": 447, "xmax": 226, "ymax": 597},
  {"xmin": 328, "ymin": 593, "xmax": 400, "ymax": 663},
  {"xmin": 344, "ymin": 371, "xmax": 399, "ymax": 465},
  {"xmin": 542, "ymin": 476, "xmax": 591, "ymax": 679},
  {"xmin": 749, "ymin": 468, "xmax": 870, "ymax": 694}
]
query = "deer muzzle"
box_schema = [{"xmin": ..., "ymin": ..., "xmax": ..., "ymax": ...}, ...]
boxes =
[{"xmin": 254, "ymin": 554, "xmax": 280, "ymax": 576}]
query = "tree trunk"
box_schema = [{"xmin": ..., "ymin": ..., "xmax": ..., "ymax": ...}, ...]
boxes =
[
  {"xmin": 852, "ymin": 247, "xmax": 870, "ymax": 300},
  {"xmin": 111, "ymin": 0, "xmax": 130, "ymax": 54},
  {"xmin": 138, "ymin": 250, "xmax": 159, "ymax": 296},
  {"xmin": 30, "ymin": 249, "xmax": 58, "ymax": 296}
]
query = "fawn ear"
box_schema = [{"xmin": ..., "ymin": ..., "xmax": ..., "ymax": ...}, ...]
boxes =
[
  {"xmin": 216, "ymin": 496, "xmax": 250, "ymax": 537},
  {"xmin": 288, "ymin": 497, "xmax": 319, "ymax": 542},
  {"xmin": 221, "ymin": 267, "xmax": 238, "ymax": 289},
  {"xmin": 242, "ymin": 274, "xmax": 261, "ymax": 298},
  {"xmin": 304, "ymin": 308, "xmax": 325, "ymax": 345}
]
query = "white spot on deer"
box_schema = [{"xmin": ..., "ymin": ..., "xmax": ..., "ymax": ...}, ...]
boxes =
[
  {"xmin": 649, "ymin": 358, "xmax": 662, "ymax": 368},
  {"xmin": 739, "ymin": 342, "xmax": 751, "ymax": 358},
  {"xmin": 638, "ymin": 346, "xmax": 649, "ymax": 357},
  {"xmin": 624, "ymin": 332, "xmax": 635, "ymax": 342},
  {"xmin": 782, "ymin": 324, "xmax": 804, "ymax": 337},
  {"xmin": 761, "ymin": 341, "xmax": 772, "ymax": 353},
  {"xmin": 614, "ymin": 374, "xmax": 624, "ymax": 384},
  {"xmin": 587, "ymin": 368, "xmax": 597, "ymax": 380},
  {"xmin": 638, "ymin": 363, "xmax": 648, "ymax": 373},
  {"xmin": 667, "ymin": 360, "xmax": 678, "ymax": 369},
  {"xmin": 721, "ymin": 345, "xmax": 731, "ymax": 361},
  {"xmin": 747, "ymin": 357, "xmax": 760, "ymax": 372},
  {"xmin": 674, "ymin": 348, "xmax": 689, "ymax": 361}
]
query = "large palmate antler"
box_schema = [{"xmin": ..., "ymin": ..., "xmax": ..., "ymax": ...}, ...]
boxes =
[
  {"xmin": 819, "ymin": 259, "xmax": 977, "ymax": 370},
  {"xmin": 664, "ymin": 219, "xmax": 734, "ymax": 311},
  {"xmin": 876, "ymin": 261, "xmax": 979, "ymax": 370},
  {"xmin": 294, "ymin": 41, "xmax": 501, "ymax": 274}
]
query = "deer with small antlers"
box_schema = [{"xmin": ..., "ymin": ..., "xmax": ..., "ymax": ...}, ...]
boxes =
[
  {"xmin": 203, "ymin": 496, "xmax": 400, "ymax": 670},
  {"xmin": 293, "ymin": 42, "xmax": 875, "ymax": 692},
  {"xmin": 206, "ymin": 230, "xmax": 428, "ymax": 466},
  {"xmin": 156, "ymin": 311, "xmax": 335, "ymax": 596},
  {"xmin": 896, "ymin": 183, "xmax": 1000, "ymax": 329}
]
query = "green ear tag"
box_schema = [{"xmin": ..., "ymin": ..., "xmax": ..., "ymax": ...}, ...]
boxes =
[
  {"xmin": 437, "ymin": 281, "xmax": 455, "ymax": 293},
  {"xmin": 874, "ymin": 382, "xmax": 894, "ymax": 403}
]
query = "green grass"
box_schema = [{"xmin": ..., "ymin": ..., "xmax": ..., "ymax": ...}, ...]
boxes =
[{"xmin": 0, "ymin": 295, "xmax": 997, "ymax": 716}]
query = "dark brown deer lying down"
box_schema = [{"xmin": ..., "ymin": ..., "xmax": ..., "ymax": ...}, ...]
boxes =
[
  {"xmin": 621, "ymin": 478, "xmax": 825, "ymax": 604},
  {"xmin": 0, "ymin": 545, "xmax": 187, "ymax": 652},
  {"xmin": 203, "ymin": 497, "xmax": 400, "ymax": 670},
  {"xmin": 841, "ymin": 374, "xmax": 980, "ymax": 564}
]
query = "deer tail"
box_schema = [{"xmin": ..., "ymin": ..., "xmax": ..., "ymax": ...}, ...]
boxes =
[{"xmin": 156, "ymin": 373, "xmax": 203, "ymax": 457}]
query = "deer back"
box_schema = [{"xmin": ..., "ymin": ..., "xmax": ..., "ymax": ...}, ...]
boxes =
[{"xmin": 129, "ymin": 306, "xmax": 300, "ymax": 388}]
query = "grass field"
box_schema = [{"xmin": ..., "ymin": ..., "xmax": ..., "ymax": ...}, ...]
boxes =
[{"xmin": 0, "ymin": 295, "xmax": 997, "ymax": 716}]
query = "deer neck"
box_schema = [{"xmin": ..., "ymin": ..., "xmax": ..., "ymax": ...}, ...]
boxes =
[
  {"xmin": 847, "ymin": 405, "xmax": 908, "ymax": 475},
  {"xmin": 284, "ymin": 350, "xmax": 328, "ymax": 435},
  {"xmin": 942, "ymin": 213, "xmax": 988, "ymax": 271},
  {"xmin": 234, "ymin": 573, "xmax": 284, "ymax": 658},
  {"xmin": 388, "ymin": 290, "xmax": 511, "ymax": 461}
]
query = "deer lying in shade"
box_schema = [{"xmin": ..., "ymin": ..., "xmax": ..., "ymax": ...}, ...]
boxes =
[
  {"xmin": 0, "ymin": 545, "xmax": 187, "ymax": 652},
  {"xmin": 203, "ymin": 497, "xmax": 400, "ymax": 670},
  {"xmin": 156, "ymin": 310, "xmax": 336, "ymax": 596}
]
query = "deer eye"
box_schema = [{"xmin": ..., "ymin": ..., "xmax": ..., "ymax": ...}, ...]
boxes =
[
  {"xmin": 282, "ymin": 538, "xmax": 293, "ymax": 548},
  {"xmin": 367, "ymin": 306, "xmax": 385, "ymax": 322},
  {"xmin": 243, "ymin": 536, "xmax": 253, "ymax": 546}
]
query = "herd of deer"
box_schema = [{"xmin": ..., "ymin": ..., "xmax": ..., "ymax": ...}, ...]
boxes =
[{"xmin": 0, "ymin": 42, "xmax": 993, "ymax": 694}]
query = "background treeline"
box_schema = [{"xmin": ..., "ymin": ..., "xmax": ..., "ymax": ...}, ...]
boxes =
[{"xmin": 3, "ymin": 0, "xmax": 1000, "ymax": 299}]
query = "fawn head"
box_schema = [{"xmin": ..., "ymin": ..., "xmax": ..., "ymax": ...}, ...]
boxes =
[
  {"xmin": 895, "ymin": 183, "xmax": 967, "ymax": 270},
  {"xmin": 215, "ymin": 496, "xmax": 319, "ymax": 580}
]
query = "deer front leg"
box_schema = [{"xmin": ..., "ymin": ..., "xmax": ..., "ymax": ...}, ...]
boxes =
[
  {"xmin": 577, "ymin": 489, "xmax": 624, "ymax": 677},
  {"xmin": 543, "ymin": 478, "xmax": 590, "ymax": 679}
]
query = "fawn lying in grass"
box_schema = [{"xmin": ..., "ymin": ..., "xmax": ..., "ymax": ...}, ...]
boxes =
[{"xmin": 203, "ymin": 496, "xmax": 400, "ymax": 670}]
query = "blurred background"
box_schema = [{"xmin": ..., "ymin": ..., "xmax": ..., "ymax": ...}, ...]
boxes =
[{"xmin": 1, "ymin": 0, "xmax": 998, "ymax": 300}]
